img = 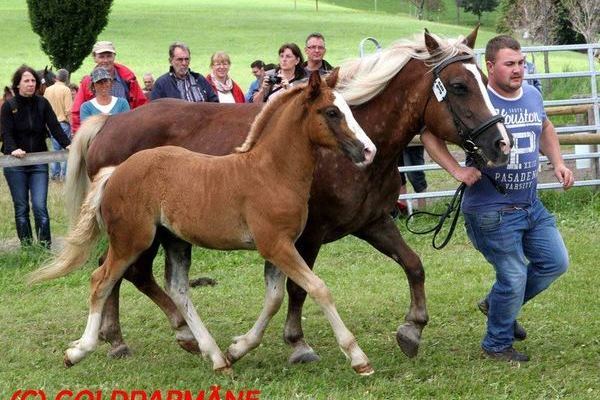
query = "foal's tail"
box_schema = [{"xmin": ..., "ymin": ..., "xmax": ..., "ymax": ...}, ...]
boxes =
[
  {"xmin": 65, "ymin": 114, "xmax": 109, "ymax": 227},
  {"xmin": 29, "ymin": 167, "xmax": 115, "ymax": 284}
]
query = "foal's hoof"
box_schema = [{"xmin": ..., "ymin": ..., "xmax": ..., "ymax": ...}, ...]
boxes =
[
  {"xmin": 215, "ymin": 366, "xmax": 234, "ymax": 376},
  {"xmin": 64, "ymin": 348, "xmax": 85, "ymax": 367},
  {"xmin": 108, "ymin": 343, "xmax": 132, "ymax": 358},
  {"xmin": 288, "ymin": 346, "xmax": 321, "ymax": 364},
  {"xmin": 177, "ymin": 339, "xmax": 201, "ymax": 355},
  {"xmin": 396, "ymin": 323, "xmax": 421, "ymax": 358},
  {"xmin": 353, "ymin": 363, "xmax": 375, "ymax": 376}
]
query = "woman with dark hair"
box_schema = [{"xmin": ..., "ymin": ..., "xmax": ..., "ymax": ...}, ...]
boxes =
[
  {"xmin": 255, "ymin": 42, "xmax": 307, "ymax": 102},
  {"xmin": 0, "ymin": 64, "xmax": 71, "ymax": 248}
]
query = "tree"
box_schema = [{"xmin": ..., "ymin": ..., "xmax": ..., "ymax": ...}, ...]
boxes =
[
  {"xmin": 561, "ymin": 0, "xmax": 600, "ymax": 44},
  {"xmin": 409, "ymin": 0, "xmax": 426, "ymax": 20},
  {"xmin": 27, "ymin": 0, "xmax": 113, "ymax": 72},
  {"xmin": 461, "ymin": 0, "xmax": 499, "ymax": 22}
]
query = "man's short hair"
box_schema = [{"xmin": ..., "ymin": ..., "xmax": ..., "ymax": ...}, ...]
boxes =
[
  {"xmin": 485, "ymin": 35, "xmax": 521, "ymax": 63},
  {"xmin": 250, "ymin": 60, "xmax": 264, "ymax": 69},
  {"xmin": 56, "ymin": 68, "xmax": 69, "ymax": 83},
  {"xmin": 305, "ymin": 32, "xmax": 325, "ymax": 45},
  {"xmin": 169, "ymin": 41, "xmax": 191, "ymax": 59}
]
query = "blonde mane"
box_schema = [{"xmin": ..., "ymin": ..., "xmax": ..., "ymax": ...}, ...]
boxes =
[
  {"xmin": 235, "ymin": 85, "xmax": 306, "ymax": 153},
  {"xmin": 336, "ymin": 33, "xmax": 474, "ymax": 106}
]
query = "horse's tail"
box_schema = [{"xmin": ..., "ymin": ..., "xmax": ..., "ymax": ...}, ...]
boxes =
[
  {"xmin": 29, "ymin": 167, "xmax": 116, "ymax": 284},
  {"xmin": 65, "ymin": 114, "xmax": 109, "ymax": 227}
]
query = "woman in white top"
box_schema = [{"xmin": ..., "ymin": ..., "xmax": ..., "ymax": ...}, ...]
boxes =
[
  {"xmin": 80, "ymin": 67, "xmax": 130, "ymax": 121},
  {"xmin": 206, "ymin": 51, "xmax": 245, "ymax": 103}
]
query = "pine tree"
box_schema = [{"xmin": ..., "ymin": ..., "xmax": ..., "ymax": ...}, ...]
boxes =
[{"xmin": 27, "ymin": 0, "xmax": 113, "ymax": 72}]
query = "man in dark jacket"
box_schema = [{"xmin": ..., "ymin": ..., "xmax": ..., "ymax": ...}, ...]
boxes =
[
  {"xmin": 151, "ymin": 42, "xmax": 218, "ymax": 103},
  {"xmin": 302, "ymin": 32, "xmax": 333, "ymax": 76}
]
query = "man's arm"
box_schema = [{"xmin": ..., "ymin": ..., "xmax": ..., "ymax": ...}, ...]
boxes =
[
  {"xmin": 539, "ymin": 119, "xmax": 574, "ymax": 189},
  {"xmin": 420, "ymin": 130, "xmax": 481, "ymax": 186}
]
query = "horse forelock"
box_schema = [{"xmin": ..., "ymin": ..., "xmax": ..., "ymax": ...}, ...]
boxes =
[
  {"xmin": 235, "ymin": 84, "xmax": 315, "ymax": 153},
  {"xmin": 336, "ymin": 34, "xmax": 473, "ymax": 106}
]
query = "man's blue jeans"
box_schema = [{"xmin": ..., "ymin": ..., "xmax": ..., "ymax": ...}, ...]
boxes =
[
  {"xmin": 3, "ymin": 164, "xmax": 51, "ymax": 247},
  {"xmin": 463, "ymin": 199, "xmax": 568, "ymax": 352},
  {"xmin": 50, "ymin": 121, "xmax": 71, "ymax": 179}
]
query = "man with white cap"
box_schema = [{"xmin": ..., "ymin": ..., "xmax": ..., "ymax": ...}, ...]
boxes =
[{"xmin": 71, "ymin": 40, "xmax": 147, "ymax": 133}]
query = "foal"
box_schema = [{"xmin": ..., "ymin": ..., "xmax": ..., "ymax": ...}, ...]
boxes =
[{"xmin": 31, "ymin": 72, "xmax": 376, "ymax": 375}]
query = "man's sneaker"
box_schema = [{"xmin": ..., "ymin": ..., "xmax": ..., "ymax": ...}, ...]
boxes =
[
  {"xmin": 478, "ymin": 299, "xmax": 527, "ymax": 341},
  {"xmin": 483, "ymin": 346, "xmax": 530, "ymax": 362}
]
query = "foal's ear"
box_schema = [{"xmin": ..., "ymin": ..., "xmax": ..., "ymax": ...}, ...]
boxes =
[
  {"xmin": 325, "ymin": 67, "xmax": 339, "ymax": 89},
  {"xmin": 307, "ymin": 70, "xmax": 322, "ymax": 101},
  {"xmin": 424, "ymin": 28, "xmax": 440, "ymax": 54},
  {"xmin": 463, "ymin": 24, "xmax": 480, "ymax": 49}
]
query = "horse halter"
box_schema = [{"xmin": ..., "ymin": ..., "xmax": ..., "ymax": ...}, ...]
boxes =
[{"xmin": 431, "ymin": 53, "xmax": 504, "ymax": 157}]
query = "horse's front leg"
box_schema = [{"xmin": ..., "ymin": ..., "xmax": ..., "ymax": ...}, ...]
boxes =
[
  {"xmin": 99, "ymin": 237, "xmax": 201, "ymax": 356},
  {"xmin": 282, "ymin": 234, "xmax": 323, "ymax": 364},
  {"xmin": 354, "ymin": 214, "xmax": 428, "ymax": 358}
]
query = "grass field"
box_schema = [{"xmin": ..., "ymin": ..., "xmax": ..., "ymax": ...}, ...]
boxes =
[{"xmin": 1, "ymin": 1, "xmax": 600, "ymax": 399}]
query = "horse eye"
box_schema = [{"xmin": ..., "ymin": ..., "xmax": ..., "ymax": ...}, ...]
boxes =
[
  {"xmin": 326, "ymin": 108, "xmax": 340, "ymax": 118},
  {"xmin": 450, "ymin": 83, "xmax": 468, "ymax": 94}
]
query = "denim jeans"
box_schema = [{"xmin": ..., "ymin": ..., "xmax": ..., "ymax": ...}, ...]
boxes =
[
  {"xmin": 463, "ymin": 199, "xmax": 568, "ymax": 352},
  {"xmin": 50, "ymin": 122, "xmax": 71, "ymax": 179},
  {"xmin": 3, "ymin": 164, "xmax": 51, "ymax": 247}
]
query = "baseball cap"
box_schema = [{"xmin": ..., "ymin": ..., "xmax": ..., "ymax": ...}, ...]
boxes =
[
  {"xmin": 92, "ymin": 41, "xmax": 116, "ymax": 54},
  {"xmin": 91, "ymin": 68, "xmax": 112, "ymax": 83}
]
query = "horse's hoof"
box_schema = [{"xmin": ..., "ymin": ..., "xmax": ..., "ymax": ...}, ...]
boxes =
[
  {"xmin": 108, "ymin": 343, "xmax": 132, "ymax": 358},
  {"xmin": 396, "ymin": 323, "xmax": 421, "ymax": 358},
  {"xmin": 288, "ymin": 347, "xmax": 321, "ymax": 364},
  {"xmin": 64, "ymin": 347, "xmax": 85, "ymax": 367},
  {"xmin": 177, "ymin": 339, "xmax": 201, "ymax": 354},
  {"xmin": 224, "ymin": 350, "xmax": 239, "ymax": 365},
  {"xmin": 353, "ymin": 363, "xmax": 375, "ymax": 376},
  {"xmin": 214, "ymin": 366, "xmax": 233, "ymax": 375},
  {"xmin": 63, "ymin": 355, "xmax": 74, "ymax": 368}
]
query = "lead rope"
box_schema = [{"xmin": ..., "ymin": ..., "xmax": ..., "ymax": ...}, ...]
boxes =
[{"xmin": 405, "ymin": 173, "xmax": 505, "ymax": 249}]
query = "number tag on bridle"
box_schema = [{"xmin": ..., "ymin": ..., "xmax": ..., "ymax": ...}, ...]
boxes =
[{"xmin": 433, "ymin": 78, "xmax": 447, "ymax": 102}]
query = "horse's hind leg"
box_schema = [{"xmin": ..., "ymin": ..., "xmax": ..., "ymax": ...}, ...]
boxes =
[
  {"xmin": 100, "ymin": 237, "xmax": 201, "ymax": 357},
  {"xmin": 265, "ymin": 240, "xmax": 372, "ymax": 375},
  {"xmin": 354, "ymin": 215, "xmax": 428, "ymax": 358},
  {"xmin": 65, "ymin": 249, "xmax": 133, "ymax": 367},
  {"xmin": 225, "ymin": 263, "xmax": 286, "ymax": 364},
  {"xmin": 161, "ymin": 232, "xmax": 229, "ymax": 373}
]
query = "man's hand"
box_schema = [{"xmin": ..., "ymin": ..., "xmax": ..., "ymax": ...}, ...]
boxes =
[
  {"xmin": 451, "ymin": 166, "xmax": 481, "ymax": 186},
  {"xmin": 554, "ymin": 164, "xmax": 574, "ymax": 190}
]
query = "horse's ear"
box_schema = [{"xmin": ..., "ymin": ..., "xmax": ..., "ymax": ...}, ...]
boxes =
[
  {"xmin": 325, "ymin": 67, "xmax": 339, "ymax": 89},
  {"xmin": 307, "ymin": 70, "xmax": 321, "ymax": 101},
  {"xmin": 463, "ymin": 24, "xmax": 480, "ymax": 49},
  {"xmin": 44, "ymin": 66, "xmax": 49, "ymax": 73},
  {"xmin": 424, "ymin": 28, "xmax": 440, "ymax": 54}
]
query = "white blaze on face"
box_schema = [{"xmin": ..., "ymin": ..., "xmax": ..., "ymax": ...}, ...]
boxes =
[
  {"xmin": 464, "ymin": 64, "xmax": 511, "ymax": 155},
  {"xmin": 333, "ymin": 91, "xmax": 377, "ymax": 165}
]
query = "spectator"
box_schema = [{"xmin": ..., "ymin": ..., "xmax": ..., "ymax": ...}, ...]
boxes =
[
  {"xmin": 255, "ymin": 43, "xmax": 307, "ymax": 103},
  {"xmin": 421, "ymin": 35, "xmax": 574, "ymax": 362},
  {"xmin": 68, "ymin": 83, "xmax": 78, "ymax": 100},
  {"xmin": 142, "ymin": 72, "xmax": 154, "ymax": 100},
  {"xmin": 396, "ymin": 145, "xmax": 427, "ymax": 214},
  {"xmin": 302, "ymin": 32, "xmax": 333, "ymax": 75},
  {"xmin": 1, "ymin": 65, "xmax": 71, "ymax": 248},
  {"xmin": 151, "ymin": 41, "xmax": 218, "ymax": 103},
  {"xmin": 80, "ymin": 67, "xmax": 130, "ymax": 121},
  {"xmin": 206, "ymin": 51, "xmax": 245, "ymax": 103},
  {"xmin": 71, "ymin": 41, "xmax": 147, "ymax": 133},
  {"xmin": 43, "ymin": 68, "xmax": 72, "ymax": 181},
  {"xmin": 245, "ymin": 60, "xmax": 265, "ymax": 103},
  {"xmin": 524, "ymin": 53, "xmax": 542, "ymax": 93}
]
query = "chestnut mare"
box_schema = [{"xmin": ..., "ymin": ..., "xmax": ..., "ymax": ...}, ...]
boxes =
[
  {"xmin": 33, "ymin": 72, "xmax": 377, "ymax": 374},
  {"xmin": 65, "ymin": 28, "xmax": 512, "ymax": 364}
]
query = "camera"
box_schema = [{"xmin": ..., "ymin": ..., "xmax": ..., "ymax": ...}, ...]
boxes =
[{"xmin": 267, "ymin": 75, "xmax": 282, "ymax": 85}]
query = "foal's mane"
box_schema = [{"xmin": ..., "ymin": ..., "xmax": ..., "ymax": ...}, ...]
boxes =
[
  {"xmin": 336, "ymin": 33, "xmax": 474, "ymax": 106},
  {"xmin": 235, "ymin": 84, "xmax": 307, "ymax": 153}
]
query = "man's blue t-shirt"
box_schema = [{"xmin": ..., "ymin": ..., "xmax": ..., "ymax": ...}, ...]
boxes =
[{"xmin": 462, "ymin": 84, "xmax": 546, "ymax": 213}]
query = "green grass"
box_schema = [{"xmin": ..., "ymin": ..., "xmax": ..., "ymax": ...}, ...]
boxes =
[{"xmin": 2, "ymin": 1, "xmax": 600, "ymax": 398}]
